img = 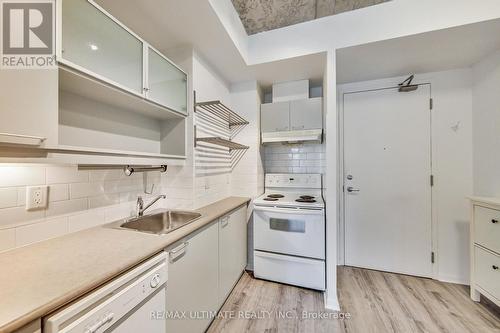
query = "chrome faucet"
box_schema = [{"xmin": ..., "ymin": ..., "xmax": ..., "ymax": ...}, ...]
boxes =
[{"xmin": 136, "ymin": 195, "xmax": 166, "ymax": 217}]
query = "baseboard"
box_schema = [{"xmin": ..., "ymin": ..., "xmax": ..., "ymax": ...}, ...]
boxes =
[
  {"xmin": 437, "ymin": 274, "xmax": 469, "ymax": 285},
  {"xmin": 324, "ymin": 291, "xmax": 340, "ymax": 311}
]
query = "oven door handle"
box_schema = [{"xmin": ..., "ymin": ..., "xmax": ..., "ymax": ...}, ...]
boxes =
[{"xmin": 253, "ymin": 205, "xmax": 324, "ymax": 215}]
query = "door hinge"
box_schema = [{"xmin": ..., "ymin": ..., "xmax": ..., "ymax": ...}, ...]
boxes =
[
  {"xmin": 431, "ymin": 251, "xmax": 435, "ymax": 263},
  {"xmin": 430, "ymin": 175, "xmax": 434, "ymax": 187},
  {"xmin": 430, "ymin": 98, "xmax": 433, "ymax": 110}
]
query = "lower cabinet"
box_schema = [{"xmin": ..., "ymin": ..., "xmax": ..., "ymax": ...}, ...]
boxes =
[
  {"xmin": 165, "ymin": 203, "xmax": 248, "ymax": 333},
  {"xmin": 165, "ymin": 223, "xmax": 219, "ymax": 333},
  {"xmin": 219, "ymin": 205, "xmax": 248, "ymax": 307}
]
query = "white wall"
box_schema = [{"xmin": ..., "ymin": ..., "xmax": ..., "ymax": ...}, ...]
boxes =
[
  {"xmin": 337, "ymin": 68, "xmax": 474, "ymax": 285},
  {"xmin": 472, "ymin": 50, "xmax": 500, "ymax": 197},
  {"xmin": 193, "ymin": 52, "xmax": 233, "ymax": 208},
  {"xmin": 324, "ymin": 50, "xmax": 339, "ymax": 310}
]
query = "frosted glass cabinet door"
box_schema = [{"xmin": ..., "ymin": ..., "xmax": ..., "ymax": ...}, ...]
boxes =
[
  {"xmin": 61, "ymin": 0, "xmax": 143, "ymax": 95},
  {"xmin": 147, "ymin": 47, "xmax": 188, "ymax": 114}
]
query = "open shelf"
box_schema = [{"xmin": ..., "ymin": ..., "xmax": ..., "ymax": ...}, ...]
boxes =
[
  {"xmin": 195, "ymin": 137, "xmax": 249, "ymax": 151},
  {"xmin": 48, "ymin": 145, "xmax": 186, "ymax": 159},
  {"xmin": 59, "ymin": 66, "xmax": 186, "ymax": 121},
  {"xmin": 195, "ymin": 100, "xmax": 249, "ymax": 127}
]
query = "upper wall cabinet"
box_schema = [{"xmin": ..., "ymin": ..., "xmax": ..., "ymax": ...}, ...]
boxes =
[
  {"xmin": 261, "ymin": 101, "xmax": 290, "ymax": 132},
  {"xmin": 60, "ymin": 0, "xmax": 143, "ymax": 96},
  {"xmin": 147, "ymin": 47, "xmax": 187, "ymax": 114},
  {"xmin": 261, "ymin": 97, "xmax": 323, "ymax": 133},
  {"xmin": 290, "ymin": 98, "xmax": 322, "ymax": 131},
  {"xmin": 58, "ymin": 0, "xmax": 188, "ymax": 116}
]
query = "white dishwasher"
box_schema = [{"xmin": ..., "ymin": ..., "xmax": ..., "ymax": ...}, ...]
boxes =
[{"xmin": 44, "ymin": 252, "xmax": 168, "ymax": 333}]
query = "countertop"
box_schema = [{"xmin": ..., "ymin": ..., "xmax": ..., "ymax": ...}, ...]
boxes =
[
  {"xmin": 0, "ymin": 196, "xmax": 250, "ymax": 333},
  {"xmin": 468, "ymin": 196, "xmax": 500, "ymax": 207}
]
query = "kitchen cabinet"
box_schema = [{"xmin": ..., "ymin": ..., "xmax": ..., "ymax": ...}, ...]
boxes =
[
  {"xmin": 261, "ymin": 98, "xmax": 322, "ymax": 133},
  {"xmin": 166, "ymin": 223, "xmax": 219, "ymax": 333},
  {"xmin": 290, "ymin": 97, "xmax": 323, "ymax": 130},
  {"xmin": 147, "ymin": 47, "xmax": 187, "ymax": 115},
  {"xmin": 261, "ymin": 101, "xmax": 290, "ymax": 132},
  {"xmin": 0, "ymin": 70, "xmax": 57, "ymax": 147},
  {"xmin": 469, "ymin": 198, "xmax": 500, "ymax": 307},
  {"xmin": 59, "ymin": 0, "xmax": 188, "ymax": 115},
  {"xmin": 218, "ymin": 205, "xmax": 247, "ymax": 306},
  {"xmin": 60, "ymin": 0, "xmax": 144, "ymax": 95}
]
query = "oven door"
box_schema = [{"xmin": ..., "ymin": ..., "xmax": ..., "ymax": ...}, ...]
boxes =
[{"xmin": 253, "ymin": 205, "xmax": 325, "ymax": 259}]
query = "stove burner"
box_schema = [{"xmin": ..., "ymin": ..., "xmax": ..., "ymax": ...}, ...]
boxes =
[
  {"xmin": 267, "ymin": 194, "xmax": 284, "ymax": 198},
  {"xmin": 300, "ymin": 195, "xmax": 315, "ymax": 200},
  {"xmin": 296, "ymin": 198, "xmax": 317, "ymax": 203},
  {"xmin": 263, "ymin": 197, "xmax": 278, "ymax": 201}
]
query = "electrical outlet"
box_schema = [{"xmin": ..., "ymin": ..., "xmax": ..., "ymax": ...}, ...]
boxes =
[{"xmin": 26, "ymin": 186, "xmax": 48, "ymax": 210}]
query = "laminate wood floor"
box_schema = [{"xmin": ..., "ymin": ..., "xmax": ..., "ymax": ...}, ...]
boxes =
[{"xmin": 207, "ymin": 266, "xmax": 500, "ymax": 333}]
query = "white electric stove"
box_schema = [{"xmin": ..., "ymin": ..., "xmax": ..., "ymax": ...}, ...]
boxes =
[{"xmin": 253, "ymin": 174, "xmax": 326, "ymax": 291}]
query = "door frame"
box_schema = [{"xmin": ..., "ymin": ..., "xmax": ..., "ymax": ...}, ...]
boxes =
[{"xmin": 337, "ymin": 75, "xmax": 439, "ymax": 280}]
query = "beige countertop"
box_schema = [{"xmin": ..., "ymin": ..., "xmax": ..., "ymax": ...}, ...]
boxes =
[
  {"xmin": 0, "ymin": 196, "xmax": 250, "ymax": 333},
  {"xmin": 468, "ymin": 196, "xmax": 500, "ymax": 207}
]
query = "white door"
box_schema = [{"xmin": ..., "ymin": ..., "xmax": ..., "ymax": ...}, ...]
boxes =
[{"xmin": 343, "ymin": 84, "xmax": 432, "ymax": 278}]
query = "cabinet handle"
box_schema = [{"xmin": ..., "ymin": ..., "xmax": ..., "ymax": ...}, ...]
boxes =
[
  {"xmin": 492, "ymin": 219, "xmax": 499, "ymax": 224},
  {"xmin": 169, "ymin": 242, "xmax": 189, "ymax": 262},
  {"xmin": 0, "ymin": 132, "xmax": 46, "ymax": 145},
  {"xmin": 221, "ymin": 216, "xmax": 229, "ymax": 228},
  {"xmin": 493, "ymin": 265, "xmax": 499, "ymax": 270}
]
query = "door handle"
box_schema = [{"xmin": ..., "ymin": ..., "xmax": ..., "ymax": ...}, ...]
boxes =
[
  {"xmin": 346, "ymin": 187, "xmax": 360, "ymax": 193},
  {"xmin": 169, "ymin": 242, "xmax": 189, "ymax": 262}
]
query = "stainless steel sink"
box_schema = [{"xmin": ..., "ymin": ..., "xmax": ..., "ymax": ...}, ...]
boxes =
[{"xmin": 118, "ymin": 211, "xmax": 202, "ymax": 235}]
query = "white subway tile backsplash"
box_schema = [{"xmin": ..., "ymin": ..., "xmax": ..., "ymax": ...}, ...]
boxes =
[
  {"xmin": 16, "ymin": 217, "xmax": 69, "ymax": 247},
  {"xmin": 0, "ymin": 166, "xmax": 45, "ymax": 187},
  {"xmin": 46, "ymin": 166, "xmax": 89, "ymax": 184},
  {"xmin": 88, "ymin": 169, "xmax": 123, "ymax": 182},
  {"xmin": 0, "ymin": 228, "xmax": 15, "ymax": 252},
  {"xmin": 0, "ymin": 188, "xmax": 18, "ymax": 209},
  {"xmin": 264, "ymin": 143, "xmax": 326, "ymax": 175},
  {"xmin": 70, "ymin": 182, "xmax": 105, "ymax": 199},
  {"xmin": 0, "ymin": 206, "xmax": 45, "ymax": 228},
  {"xmin": 89, "ymin": 194, "xmax": 120, "ymax": 209},
  {"xmin": 105, "ymin": 202, "xmax": 134, "ymax": 223},
  {"xmin": 48, "ymin": 184, "xmax": 70, "ymax": 202},
  {"xmin": 46, "ymin": 198, "xmax": 88, "ymax": 217},
  {"xmin": 69, "ymin": 209, "xmax": 106, "ymax": 233}
]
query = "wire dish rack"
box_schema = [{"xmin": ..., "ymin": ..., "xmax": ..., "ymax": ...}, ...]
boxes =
[{"xmin": 194, "ymin": 92, "xmax": 249, "ymax": 173}]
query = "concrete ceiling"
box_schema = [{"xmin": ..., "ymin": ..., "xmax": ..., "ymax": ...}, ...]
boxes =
[
  {"xmin": 231, "ymin": 0, "xmax": 390, "ymax": 35},
  {"xmin": 95, "ymin": 0, "xmax": 326, "ymax": 86},
  {"xmin": 336, "ymin": 18, "xmax": 500, "ymax": 84}
]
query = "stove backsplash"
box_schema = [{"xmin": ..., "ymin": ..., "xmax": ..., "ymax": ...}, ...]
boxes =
[{"xmin": 263, "ymin": 143, "xmax": 325, "ymax": 175}]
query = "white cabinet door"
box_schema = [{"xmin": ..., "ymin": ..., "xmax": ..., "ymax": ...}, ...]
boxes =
[
  {"xmin": 290, "ymin": 97, "xmax": 322, "ymax": 130},
  {"xmin": 0, "ymin": 69, "xmax": 57, "ymax": 146},
  {"xmin": 261, "ymin": 102, "xmax": 290, "ymax": 132},
  {"xmin": 166, "ymin": 223, "xmax": 219, "ymax": 333},
  {"xmin": 60, "ymin": 0, "xmax": 144, "ymax": 95},
  {"xmin": 219, "ymin": 205, "xmax": 247, "ymax": 307},
  {"xmin": 146, "ymin": 47, "xmax": 187, "ymax": 115}
]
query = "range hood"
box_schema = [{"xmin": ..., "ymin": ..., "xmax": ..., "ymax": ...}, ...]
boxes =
[{"xmin": 261, "ymin": 129, "xmax": 323, "ymax": 144}]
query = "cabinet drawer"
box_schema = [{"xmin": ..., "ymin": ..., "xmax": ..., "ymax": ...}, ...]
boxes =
[
  {"xmin": 474, "ymin": 246, "xmax": 500, "ymax": 301},
  {"xmin": 474, "ymin": 206, "xmax": 500, "ymax": 253}
]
